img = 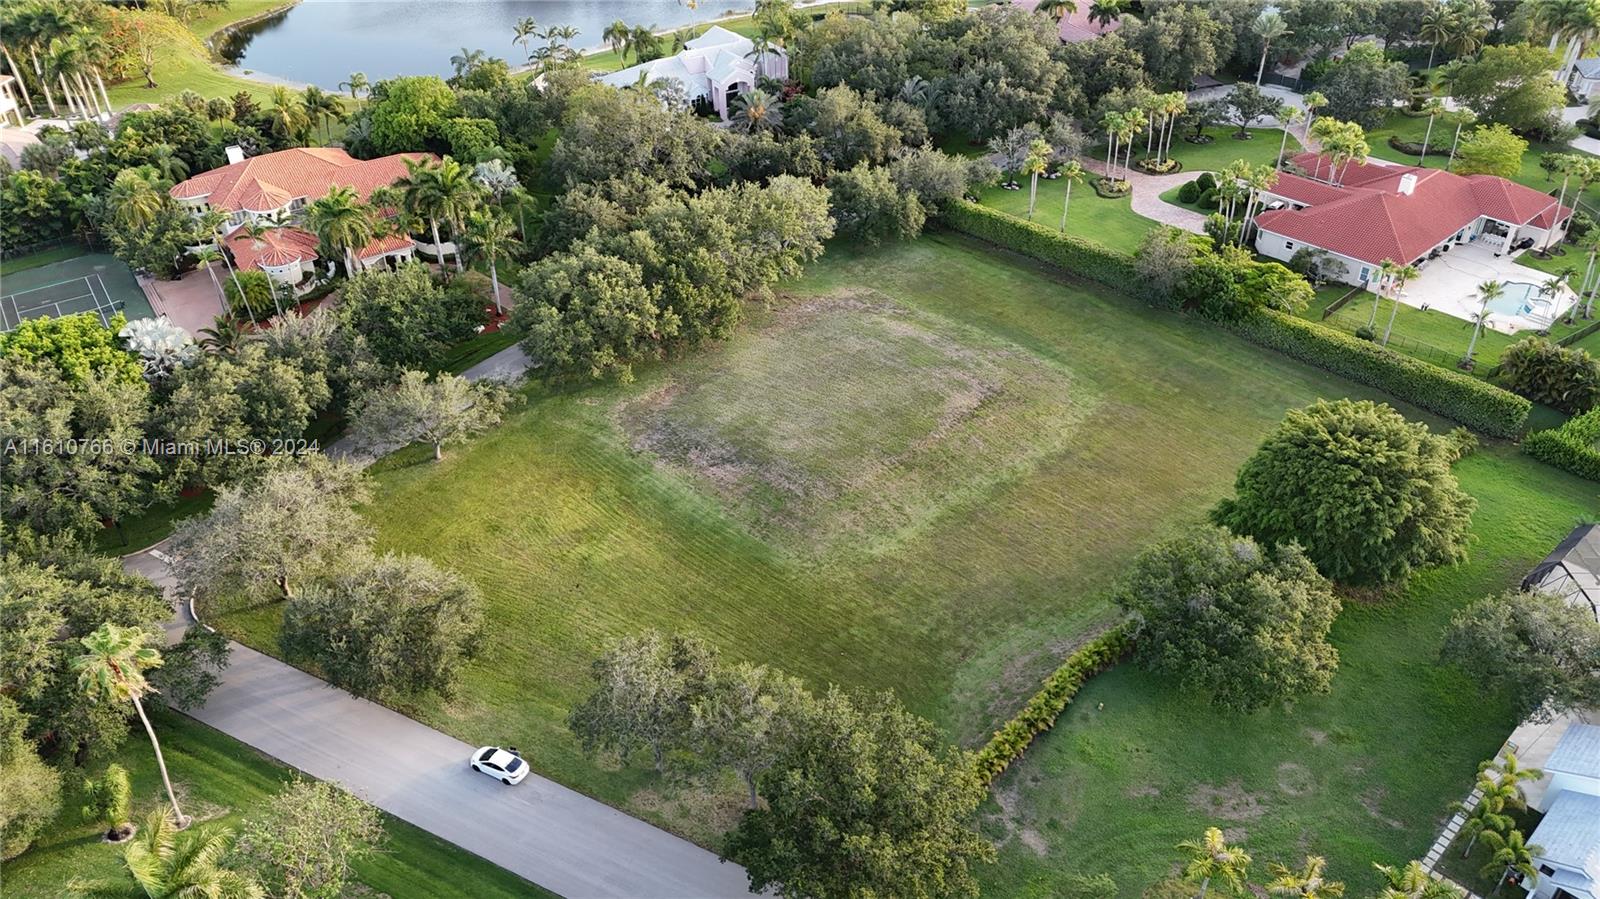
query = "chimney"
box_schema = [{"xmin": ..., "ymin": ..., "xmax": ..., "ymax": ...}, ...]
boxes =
[
  {"xmin": 225, "ymin": 145, "xmax": 246, "ymax": 165},
  {"xmin": 1397, "ymin": 173, "xmax": 1417, "ymax": 196}
]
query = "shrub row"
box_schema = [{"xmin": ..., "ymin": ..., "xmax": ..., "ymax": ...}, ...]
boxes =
[
  {"xmin": 973, "ymin": 625, "xmax": 1133, "ymax": 784},
  {"xmin": 943, "ymin": 199, "xmax": 1138, "ymax": 289},
  {"xmin": 1222, "ymin": 309, "xmax": 1531, "ymax": 437},
  {"xmin": 1524, "ymin": 408, "xmax": 1600, "ymax": 481}
]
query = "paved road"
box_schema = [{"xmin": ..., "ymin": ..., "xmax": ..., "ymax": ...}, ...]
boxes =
[{"xmin": 129, "ymin": 550, "xmax": 756, "ymax": 899}]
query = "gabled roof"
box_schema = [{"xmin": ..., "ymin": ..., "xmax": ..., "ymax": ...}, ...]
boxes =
[
  {"xmin": 1529, "ymin": 792, "xmax": 1600, "ymax": 889},
  {"xmin": 225, "ymin": 226, "xmax": 411, "ymax": 273},
  {"xmin": 1575, "ymin": 58, "xmax": 1600, "ymax": 79},
  {"xmin": 1547, "ymin": 723, "xmax": 1600, "ymax": 779},
  {"xmin": 1254, "ymin": 152, "xmax": 1571, "ymax": 266},
  {"xmin": 171, "ymin": 148, "xmax": 432, "ymax": 213}
]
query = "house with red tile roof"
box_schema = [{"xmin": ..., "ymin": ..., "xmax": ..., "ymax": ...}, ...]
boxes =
[
  {"xmin": 170, "ymin": 146, "xmax": 436, "ymax": 289},
  {"xmin": 1252, "ymin": 151, "xmax": 1572, "ymax": 293},
  {"xmin": 1011, "ymin": 0, "xmax": 1122, "ymax": 42}
]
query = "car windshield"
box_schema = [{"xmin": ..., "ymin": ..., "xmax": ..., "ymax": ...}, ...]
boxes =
[
  {"xmin": 478, "ymin": 748, "xmax": 496, "ymax": 761},
  {"xmin": 506, "ymin": 758, "xmax": 524, "ymax": 772}
]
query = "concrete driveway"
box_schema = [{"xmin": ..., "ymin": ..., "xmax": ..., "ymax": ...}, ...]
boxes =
[{"xmin": 128, "ymin": 548, "xmax": 756, "ymax": 899}]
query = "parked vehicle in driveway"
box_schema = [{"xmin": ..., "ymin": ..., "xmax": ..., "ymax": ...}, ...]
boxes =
[{"xmin": 470, "ymin": 746, "xmax": 528, "ymax": 785}]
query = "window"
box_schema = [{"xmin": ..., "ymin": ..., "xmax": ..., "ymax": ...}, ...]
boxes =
[
  {"xmin": 506, "ymin": 758, "xmax": 524, "ymax": 772},
  {"xmin": 1285, "ymin": 241, "xmax": 1295, "ymax": 250},
  {"xmin": 477, "ymin": 748, "xmax": 495, "ymax": 761},
  {"xmin": 1358, "ymin": 267, "xmax": 1370, "ymax": 282}
]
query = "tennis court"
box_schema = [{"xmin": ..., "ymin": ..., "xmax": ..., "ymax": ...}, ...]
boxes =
[{"xmin": 0, "ymin": 252, "xmax": 151, "ymax": 331}]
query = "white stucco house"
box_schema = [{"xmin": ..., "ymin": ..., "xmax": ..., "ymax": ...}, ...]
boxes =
[
  {"xmin": 1524, "ymin": 724, "xmax": 1600, "ymax": 899},
  {"xmin": 1253, "ymin": 152, "xmax": 1573, "ymax": 294},
  {"xmin": 1570, "ymin": 59, "xmax": 1600, "ymax": 102},
  {"xmin": 597, "ymin": 25, "xmax": 788, "ymax": 120},
  {"xmin": 170, "ymin": 146, "xmax": 433, "ymax": 290}
]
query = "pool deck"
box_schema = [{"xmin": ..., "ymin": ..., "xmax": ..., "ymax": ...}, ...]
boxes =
[{"xmin": 1395, "ymin": 243, "xmax": 1574, "ymax": 333}]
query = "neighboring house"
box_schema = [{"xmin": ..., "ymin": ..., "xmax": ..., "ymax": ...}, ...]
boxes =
[
  {"xmin": 597, "ymin": 25, "xmax": 787, "ymax": 120},
  {"xmin": 1523, "ymin": 524, "xmax": 1600, "ymax": 624},
  {"xmin": 1011, "ymin": 0, "xmax": 1123, "ymax": 42},
  {"xmin": 1525, "ymin": 724, "xmax": 1600, "ymax": 899},
  {"xmin": 1253, "ymin": 151, "xmax": 1572, "ymax": 292},
  {"xmin": 1570, "ymin": 59, "xmax": 1600, "ymax": 102},
  {"xmin": 0, "ymin": 74, "xmax": 24, "ymax": 127},
  {"xmin": 169, "ymin": 146, "xmax": 433, "ymax": 290}
]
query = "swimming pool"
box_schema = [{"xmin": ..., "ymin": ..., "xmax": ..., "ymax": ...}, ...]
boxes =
[{"xmin": 1487, "ymin": 282, "xmax": 1538, "ymax": 316}]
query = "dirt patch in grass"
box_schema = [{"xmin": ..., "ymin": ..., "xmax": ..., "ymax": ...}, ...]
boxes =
[
  {"xmin": 1359, "ymin": 787, "xmax": 1406, "ymax": 830},
  {"xmin": 990, "ymin": 783, "xmax": 1052, "ymax": 857},
  {"xmin": 629, "ymin": 781, "xmax": 747, "ymax": 847},
  {"xmin": 1276, "ymin": 762, "xmax": 1315, "ymax": 797},
  {"xmin": 1187, "ymin": 782, "xmax": 1268, "ymax": 821},
  {"xmin": 614, "ymin": 290, "xmax": 1097, "ymax": 558}
]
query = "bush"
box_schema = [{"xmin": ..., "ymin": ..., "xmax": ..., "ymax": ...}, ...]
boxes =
[
  {"xmin": 1195, "ymin": 172, "xmax": 1217, "ymax": 192},
  {"xmin": 1199, "ymin": 188, "xmax": 1220, "ymax": 208},
  {"xmin": 1524, "ymin": 407, "xmax": 1600, "ymax": 480},
  {"xmin": 1387, "ymin": 134, "xmax": 1447, "ymax": 156},
  {"xmin": 972, "ymin": 625, "xmax": 1132, "ymax": 783},
  {"xmin": 1500, "ymin": 335, "xmax": 1600, "ymax": 413},
  {"xmin": 1093, "ymin": 176, "xmax": 1131, "ymax": 198},
  {"xmin": 224, "ymin": 270, "xmax": 277, "ymax": 322},
  {"xmin": 1222, "ymin": 309, "xmax": 1530, "ymax": 437},
  {"xmin": 943, "ymin": 199, "xmax": 1138, "ymax": 289},
  {"xmin": 1177, "ymin": 181, "xmax": 1200, "ymax": 204}
]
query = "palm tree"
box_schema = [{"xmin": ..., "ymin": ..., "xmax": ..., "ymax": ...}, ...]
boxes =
[
  {"xmin": 463, "ymin": 208, "xmax": 517, "ymax": 316},
  {"xmin": 305, "ymin": 185, "xmax": 376, "ymax": 277},
  {"xmin": 432, "ymin": 156, "xmax": 480, "ymax": 274},
  {"xmin": 513, "ymin": 16, "xmax": 540, "ymax": 63},
  {"xmin": 339, "ymin": 71, "xmax": 369, "ymax": 104},
  {"xmin": 1178, "ymin": 827, "xmax": 1251, "ymax": 899},
  {"xmin": 1480, "ymin": 752, "xmax": 1543, "ymax": 809},
  {"xmin": 1087, "ymin": 0, "xmax": 1123, "ymax": 28},
  {"xmin": 602, "ymin": 19, "xmax": 629, "ymax": 67},
  {"xmin": 1369, "ymin": 259, "xmax": 1399, "ymax": 328},
  {"xmin": 1302, "ymin": 91, "xmax": 1328, "ymax": 143},
  {"xmin": 731, "ymin": 88, "xmax": 783, "ymax": 133},
  {"xmin": 1417, "ymin": 98, "xmax": 1445, "ymax": 165},
  {"xmin": 121, "ymin": 809, "xmax": 262, "ymax": 899},
  {"xmin": 1159, "ymin": 92, "xmax": 1187, "ymax": 164},
  {"xmin": 1035, "ymin": 0, "xmax": 1077, "ymax": 26},
  {"xmin": 1443, "ymin": 0, "xmax": 1493, "ymax": 59},
  {"xmin": 397, "ymin": 156, "xmax": 452, "ymax": 273},
  {"xmin": 1059, "ymin": 160, "xmax": 1085, "ymax": 232},
  {"xmin": 198, "ymin": 315, "xmax": 245, "ymax": 355},
  {"xmin": 1576, "ymin": 233, "xmax": 1600, "ymax": 317},
  {"xmin": 450, "ymin": 47, "xmax": 486, "ymax": 79},
  {"xmin": 1276, "ymin": 105, "xmax": 1304, "ymax": 169},
  {"xmin": 267, "ymin": 85, "xmax": 309, "ymax": 145},
  {"xmin": 1445, "ymin": 110, "xmax": 1477, "ymax": 172},
  {"xmin": 1541, "ymin": 154, "xmax": 1582, "ymax": 255},
  {"xmin": 301, "ymin": 85, "xmax": 344, "ymax": 143},
  {"xmin": 198, "ymin": 209, "xmax": 249, "ymax": 318},
  {"xmin": 1381, "ymin": 262, "xmax": 1420, "ymax": 345},
  {"xmin": 73, "ymin": 624, "xmax": 189, "ymax": 828},
  {"xmin": 1253, "ymin": 11, "xmax": 1291, "ymax": 85},
  {"xmin": 629, "ymin": 25, "xmax": 662, "ymax": 64},
  {"xmin": 1462, "ymin": 279, "xmax": 1505, "ymax": 369},
  {"xmin": 899, "ymin": 75, "xmax": 932, "ymax": 110},
  {"xmin": 1268, "ymin": 856, "xmax": 1344, "ymax": 899},
  {"xmin": 1240, "ymin": 163, "xmax": 1278, "ymax": 246},
  {"xmin": 192, "ymin": 246, "xmax": 229, "ymax": 316},
  {"xmin": 1479, "ymin": 829, "xmax": 1542, "ymax": 896},
  {"xmin": 1023, "ymin": 138, "xmax": 1050, "ymax": 219},
  {"xmin": 146, "ymin": 144, "xmax": 189, "ymax": 186},
  {"xmin": 1373, "ymin": 861, "xmax": 1463, "ymax": 899},
  {"xmin": 1118, "ymin": 106, "xmax": 1144, "ymax": 179},
  {"xmin": 107, "ymin": 169, "xmax": 163, "ymax": 232},
  {"xmin": 1101, "ymin": 110, "xmax": 1125, "ymax": 178},
  {"xmin": 1420, "ymin": 4, "xmax": 1452, "ymax": 71}
]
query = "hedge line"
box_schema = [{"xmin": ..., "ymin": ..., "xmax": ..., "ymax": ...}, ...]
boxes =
[
  {"xmin": 1524, "ymin": 408, "xmax": 1600, "ymax": 480},
  {"xmin": 1222, "ymin": 310, "xmax": 1530, "ymax": 437},
  {"xmin": 943, "ymin": 199, "xmax": 1138, "ymax": 289},
  {"xmin": 973, "ymin": 625, "xmax": 1133, "ymax": 784}
]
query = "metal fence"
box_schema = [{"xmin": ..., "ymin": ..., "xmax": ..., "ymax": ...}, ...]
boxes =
[{"xmin": 1324, "ymin": 308, "xmax": 1472, "ymax": 370}]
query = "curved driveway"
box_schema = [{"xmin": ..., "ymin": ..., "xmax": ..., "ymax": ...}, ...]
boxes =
[{"xmin": 128, "ymin": 532, "xmax": 755, "ymax": 898}]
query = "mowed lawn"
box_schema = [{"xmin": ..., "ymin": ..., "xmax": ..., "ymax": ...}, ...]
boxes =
[
  {"xmin": 2, "ymin": 712, "xmax": 548, "ymax": 899},
  {"xmin": 982, "ymin": 446, "xmax": 1596, "ymax": 898},
  {"xmin": 219, "ymin": 232, "xmax": 1537, "ymax": 847},
  {"xmin": 976, "ymin": 181, "xmax": 1155, "ymax": 253}
]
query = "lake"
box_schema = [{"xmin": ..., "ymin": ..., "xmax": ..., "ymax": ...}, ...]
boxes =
[{"xmin": 219, "ymin": 0, "xmax": 754, "ymax": 89}]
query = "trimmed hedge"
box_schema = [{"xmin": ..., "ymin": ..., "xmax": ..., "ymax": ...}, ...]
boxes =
[
  {"xmin": 1524, "ymin": 408, "xmax": 1600, "ymax": 480},
  {"xmin": 973, "ymin": 625, "xmax": 1133, "ymax": 784},
  {"xmin": 1223, "ymin": 310, "xmax": 1531, "ymax": 437},
  {"xmin": 943, "ymin": 199, "xmax": 1137, "ymax": 289}
]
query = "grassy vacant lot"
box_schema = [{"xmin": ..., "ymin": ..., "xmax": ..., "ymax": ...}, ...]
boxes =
[
  {"xmin": 2, "ymin": 712, "xmax": 547, "ymax": 899},
  {"xmin": 976, "ymin": 181, "xmax": 1154, "ymax": 252},
  {"xmin": 215, "ymin": 233, "xmax": 1539, "ymax": 864},
  {"xmin": 983, "ymin": 445, "xmax": 1595, "ymax": 899}
]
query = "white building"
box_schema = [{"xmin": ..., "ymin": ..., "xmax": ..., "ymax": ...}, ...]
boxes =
[
  {"xmin": 597, "ymin": 25, "xmax": 787, "ymax": 120},
  {"xmin": 1571, "ymin": 59, "xmax": 1600, "ymax": 102},
  {"xmin": 1525, "ymin": 724, "xmax": 1600, "ymax": 899}
]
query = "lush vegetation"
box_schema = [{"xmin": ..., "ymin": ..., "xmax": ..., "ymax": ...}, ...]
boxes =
[{"xmin": 1523, "ymin": 406, "xmax": 1600, "ymax": 480}]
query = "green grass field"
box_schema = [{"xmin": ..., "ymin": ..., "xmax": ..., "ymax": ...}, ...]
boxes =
[
  {"xmin": 210, "ymin": 233, "xmax": 1552, "ymax": 864},
  {"xmin": 1091, "ymin": 125, "xmax": 1296, "ymax": 175},
  {"xmin": 982, "ymin": 445, "xmax": 1595, "ymax": 898},
  {"xmin": 1, "ymin": 712, "xmax": 549, "ymax": 899},
  {"xmin": 976, "ymin": 181, "xmax": 1155, "ymax": 253}
]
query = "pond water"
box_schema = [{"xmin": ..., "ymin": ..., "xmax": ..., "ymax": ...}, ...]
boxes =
[{"xmin": 218, "ymin": 0, "xmax": 751, "ymax": 89}]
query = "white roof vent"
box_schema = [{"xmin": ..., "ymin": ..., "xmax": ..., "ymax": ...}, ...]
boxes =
[
  {"xmin": 1398, "ymin": 173, "xmax": 1417, "ymax": 196},
  {"xmin": 225, "ymin": 145, "xmax": 246, "ymax": 165}
]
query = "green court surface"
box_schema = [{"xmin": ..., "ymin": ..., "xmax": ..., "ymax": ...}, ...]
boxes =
[{"xmin": 0, "ymin": 252, "xmax": 151, "ymax": 331}]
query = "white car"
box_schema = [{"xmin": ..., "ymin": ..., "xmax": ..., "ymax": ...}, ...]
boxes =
[{"xmin": 470, "ymin": 746, "xmax": 529, "ymax": 785}]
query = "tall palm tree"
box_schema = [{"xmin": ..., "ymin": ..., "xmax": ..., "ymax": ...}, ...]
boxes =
[
  {"xmin": 1239, "ymin": 163, "xmax": 1278, "ymax": 246},
  {"xmin": 339, "ymin": 71, "xmax": 369, "ymax": 104},
  {"xmin": 122, "ymin": 809, "xmax": 262, "ymax": 899},
  {"xmin": 1158, "ymin": 92, "xmax": 1187, "ymax": 163},
  {"xmin": 147, "ymin": 143, "xmax": 188, "ymax": 185},
  {"xmin": 192, "ymin": 246, "xmax": 229, "ymax": 316},
  {"xmin": 72, "ymin": 624, "xmax": 189, "ymax": 828},
  {"xmin": 1373, "ymin": 861, "xmax": 1463, "ymax": 899},
  {"xmin": 545, "ymin": 25, "xmax": 580, "ymax": 64},
  {"xmin": 602, "ymin": 19, "xmax": 629, "ymax": 67},
  {"xmin": 1479, "ymin": 829, "xmax": 1542, "ymax": 896},
  {"xmin": 1273, "ymin": 105, "xmax": 1304, "ymax": 170},
  {"xmin": 1369, "ymin": 259, "xmax": 1399, "ymax": 328},
  {"xmin": 1302, "ymin": 90, "xmax": 1328, "ymax": 143},
  {"xmin": 397, "ymin": 157, "xmax": 452, "ymax": 272},
  {"xmin": 1253, "ymin": 11, "xmax": 1291, "ymax": 85},
  {"xmin": 450, "ymin": 47, "xmax": 486, "ymax": 79},
  {"xmin": 1178, "ymin": 827, "xmax": 1251, "ymax": 899},
  {"xmin": 1268, "ymin": 856, "xmax": 1344, "ymax": 899},
  {"xmin": 513, "ymin": 16, "xmax": 540, "ymax": 63},
  {"xmin": 1462, "ymin": 279, "xmax": 1505, "ymax": 369},
  {"xmin": 1059, "ymin": 160, "xmax": 1085, "ymax": 232},
  {"xmin": 301, "ymin": 85, "xmax": 344, "ymax": 143},
  {"xmin": 107, "ymin": 169, "xmax": 163, "ymax": 232},
  {"xmin": 1381, "ymin": 262, "xmax": 1420, "ymax": 345},
  {"xmin": 1444, "ymin": 0, "xmax": 1493, "ymax": 59},
  {"xmin": 432, "ymin": 156, "xmax": 479, "ymax": 274},
  {"xmin": 1035, "ymin": 0, "xmax": 1077, "ymax": 26},
  {"xmin": 462, "ymin": 208, "xmax": 517, "ymax": 316},
  {"xmin": 267, "ymin": 85, "xmax": 309, "ymax": 145},
  {"xmin": 198, "ymin": 209, "xmax": 249, "ymax": 318},
  {"xmin": 1087, "ymin": 0, "xmax": 1123, "ymax": 28},
  {"xmin": 305, "ymin": 185, "xmax": 376, "ymax": 277},
  {"xmin": 1416, "ymin": 98, "xmax": 1446, "ymax": 166},
  {"xmin": 1101, "ymin": 110, "xmax": 1125, "ymax": 177},
  {"xmin": 1420, "ymin": 4, "xmax": 1452, "ymax": 71},
  {"xmin": 730, "ymin": 88, "xmax": 783, "ymax": 133},
  {"xmin": 1023, "ymin": 138, "xmax": 1050, "ymax": 219},
  {"xmin": 1576, "ymin": 232, "xmax": 1600, "ymax": 317},
  {"xmin": 629, "ymin": 25, "xmax": 662, "ymax": 64},
  {"xmin": 1542, "ymin": 154, "xmax": 1583, "ymax": 255}
]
